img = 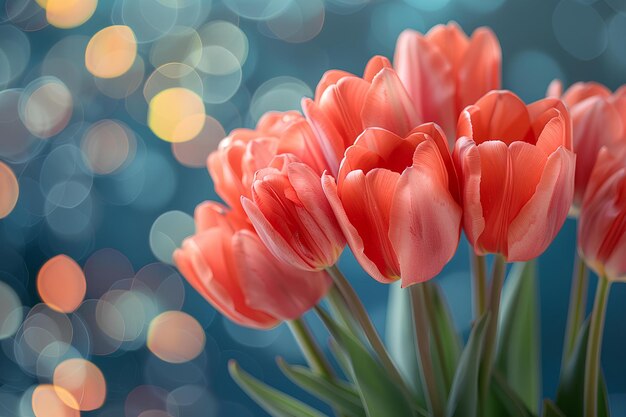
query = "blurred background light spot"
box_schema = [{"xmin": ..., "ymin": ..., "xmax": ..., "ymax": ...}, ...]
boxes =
[
  {"xmin": 0, "ymin": 89, "xmax": 44, "ymax": 163},
  {"xmin": 505, "ymin": 49, "xmax": 565, "ymax": 102},
  {"xmin": 81, "ymin": 120, "xmax": 136, "ymax": 175},
  {"xmin": 44, "ymin": 0, "xmax": 98, "ymax": 29},
  {"xmin": 249, "ymin": 76, "xmax": 312, "ymax": 122},
  {"xmin": 148, "ymin": 87, "xmax": 206, "ymax": 143},
  {"xmin": 95, "ymin": 55, "xmax": 145, "ymax": 99},
  {"xmin": 125, "ymin": 385, "xmax": 170, "ymax": 417},
  {"xmin": 84, "ymin": 248, "xmax": 134, "ymax": 299},
  {"xmin": 36, "ymin": 255, "xmax": 86, "ymax": 313},
  {"xmin": 31, "ymin": 384, "xmax": 80, "ymax": 417},
  {"xmin": 0, "ymin": 281, "xmax": 23, "ymax": 340},
  {"xmin": 144, "ymin": 63, "xmax": 204, "ymax": 103},
  {"xmin": 403, "ymin": 0, "xmax": 450, "ymax": 12},
  {"xmin": 457, "ymin": 0, "xmax": 506, "ymax": 13},
  {"xmin": 53, "ymin": 358, "xmax": 106, "ymax": 411},
  {"xmin": 552, "ymin": 0, "xmax": 607, "ymax": 60},
  {"xmin": 223, "ymin": 318, "xmax": 284, "ymax": 348},
  {"xmin": 608, "ymin": 14, "xmax": 626, "ymax": 68},
  {"xmin": 265, "ymin": 0, "xmax": 325, "ymax": 43},
  {"xmin": 19, "ymin": 77, "xmax": 73, "ymax": 139},
  {"xmin": 150, "ymin": 26, "xmax": 202, "ymax": 69},
  {"xmin": 0, "ymin": 161, "xmax": 19, "ymax": 219},
  {"xmin": 147, "ymin": 311, "xmax": 205, "ymax": 364},
  {"xmin": 120, "ymin": 0, "xmax": 178, "ymax": 44},
  {"xmin": 198, "ymin": 20, "xmax": 249, "ymax": 66},
  {"xmin": 4, "ymin": 0, "xmax": 49, "ymax": 31},
  {"xmin": 39, "ymin": 144, "xmax": 93, "ymax": 209},
  {"xmin": 149, "ymin": 210, "xmax": 195, "ymax": 264},
  {"xmin": 172, "ymin": 115, "xmax": 225, "ymax": 168},
  {"xmin": 222, "ymin": 0, "xmax": 290, "ymax": 21},
  {"xmin": 86, "ymin": 25, "xmax": 137, "ymax": 79},
  {"xmin": 134, "ymin": 263, "xmax": 186, "ymax": 311},
  {"xmin": 0, "ymin": 25, "xmax": 31, "ymax": 87},
  {"xmin": 198, "ymin": 46, "xmax": 242, "ymax": 104}
]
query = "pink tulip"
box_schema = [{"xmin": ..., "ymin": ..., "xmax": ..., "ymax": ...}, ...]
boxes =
[
  {"xmin": 578, "ymin": 145, "xmax": 626, "ymax": 281},
  {"xmin": 322, "ymin": 123, "xmax": 461, "ymax": 287},
  {"xmin": 208, "ymin": 111, "xmax": 328, "ymax": 216},
  {"xmin": 394, "ymin": 22, "xmax": 501, "ymax": 142},
  {"xmin": 173, "ymin": 201, "xmax": 331, "ymax": 329},
  {"xmin": 242, "ymin": 155, "xmax": 346, "ymax": 271},
  {"xmin": 454, "ymin": 90, "xmax": 575, "ymax": 261},
  {"xmin": 303, "ymin": 56, "xmax": 421, "ymax": 176},
  {"xmin": 548, "ymin": 80, "xmax": 626, "ymax": 212}
]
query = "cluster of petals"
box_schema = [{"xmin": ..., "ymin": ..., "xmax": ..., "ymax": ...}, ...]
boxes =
[
  {"xmin": 548, "ymin": 80, "xmax": 626, "ymax": 211},
  {"xmin": 173, "ymin": 202, "xmax": 331, "ymax": 329}
]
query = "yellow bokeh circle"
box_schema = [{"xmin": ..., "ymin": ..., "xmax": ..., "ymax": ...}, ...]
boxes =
[
  {"xmin": 45, "ymin": 0, "xmax": 98, "ymax": 29},
  {"xmin": 148, "ymin": 87, "xmax": 205, "ymax": 143}
]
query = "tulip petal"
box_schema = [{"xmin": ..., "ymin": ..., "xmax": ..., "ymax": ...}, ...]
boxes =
[
  {"xmin": 393, "ymin": 30, "xmax": 455, "ymax": 138},
  {"xmin": 468, "ymin": 91, "xmax": 533, "ymax": 145},
  {"xmin": 315, "ymin": 69, "xmax": 354, "ymax": 101},
  {"xmin": 562, "ymin": 81, "xmax": 611, "ymax": 107},
  {"xmin": 322, "ymin": 173, "xmax": 392, "ymax": 283},
  {"xmin": 361, "ymin": 68, "xmax": 421, "ymax": 137},
  {"xmin": 363, "ymin": 55, "xmax": 392, "ymax": 82},
  {"xmin": 454, "ymin": 137, "xmax": 485, "ymax": 253},
  {"xmin": 457, "ymin": 28, "xmax": 501, "ymax": 111},
  {"xmin": 546, "ymin": 79, "xmax": 562, "ymax": 98},
  {"xmin": 233, "ymin": 230, "xmax": 331, "ymax": 320},
  {"xmin": 425, "ymin": 22, "xmax": 470, "ymax": 74},
  {"xmin": 507, "ymin": 147, "xmax": 575, "ymax": 261},
  {"xmin": 389, "ymin": 142, "xmax": 462, "ymax": 286}
]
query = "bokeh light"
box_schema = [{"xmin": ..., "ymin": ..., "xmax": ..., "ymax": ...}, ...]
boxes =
[
  {"xmin": 31, "ymin": 384, "xmax": 80, "ymax": 417},
  {"xmin": 0, "ymin": 281, "xmax": 22, "ymax": 340},
  {"xmin": 147, "ymin": 311, "xmax": 205, "ymax": 364},
  {"xmin": 0, "ymin": 161, "xmax": 19, "ymax": 218},
  {"xmin": 19, "ymin": 77, "xmax": 73, "ymax": 139},
  {"xmin": 81, "ymin": 120, "xmax": 136, "ymax": 175},
  {"xmin": 86, "ymin": 25, "xmax": 138, "ymax": 79},
  {"xmin": 148, "ymin": 87, "xmax": 206, "ymax": 143},
  {"xmin": 171, "ymin": 115, "xmax": 226, "ymax": 167},
  {"xmin": 37, "ymin": 255, "xmax": 86, "ymax": 313},
  {"xmin": 149, "ymin": 210, "xmax": 195, "ymax": 264},
  {"xmin": 44, "ymin": 0, "xmax": 98, "ymax": 29},
  {"xmin": 53, "ymin": 358, "xmax": 107, "ymax": 411}
]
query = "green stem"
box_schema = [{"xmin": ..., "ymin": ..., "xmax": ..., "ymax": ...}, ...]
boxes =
[
  {"xmin": 288, "ymin": 318, "xmax": 335, "ymax": 379},
  {"xmin": 584, "ymin": 276, "xmax": 611, "ymax": 417},
  {"xmin": 479, "ymin": 254, "xmax": 507, "ymax": 407},
  {"xmin": 326, "ymin": 283, "xmax": 357, "ymax": 332},
  {"xmin": 325, "ymin": 265, "xmax": 413, "ymax": 402},
  {"xmin": 409, "ymin": 283, "xmax": 445, "ymax": 417},
  {"xmin": 562, "ymin": 253, "xmax": 589, "ymax": 366},
  {"xmin": 471, "ymin": 252, "xmax": 488, "ymax": 319},
  {"xmin": 423, "ymin": 282, "xmax": 452, "ymax": 395}
]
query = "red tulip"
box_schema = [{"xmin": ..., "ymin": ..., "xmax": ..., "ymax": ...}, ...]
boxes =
[
  {"xmin": 322, "ymin": 123, "xmax": 461, "ymax": 286},
  {"xmin": 208, "ymin": 111, "xmax": 327, "ymax": 216},
  {"xmin": 578, "ymin": 145, "xmax": 626, "ymax": 281},
  {"xmin": 173, "ymin": 202, "xmax": 331, "ymax": 329},
  {"xmin": 548, "ymin": 80, "xmax": 626, "ymax": 212},
  {"xmin": 241, "ymin": 154, "xmax": 346, "ymax": 271},
  {"xmin": 454, "ymin": 90, "xmax": 575, "ymax": 261},
  {"xmin": 394, "ymin": 22, "xmax": 501, "ymax": 142},
  {"xmin": 303, "ymin": 56, "xmax": 421, "ymax": 176}
]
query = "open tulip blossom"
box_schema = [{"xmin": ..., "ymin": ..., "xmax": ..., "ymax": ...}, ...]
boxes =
[{"xmin": 164, "ymin": 19, "xmax": 626, "ymax": 417}]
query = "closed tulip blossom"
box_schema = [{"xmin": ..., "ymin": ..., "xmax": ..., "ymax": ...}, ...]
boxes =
[
  {"xmin": 454, "ymin": 90, "xmax": 575, "ymax": 261},
  {"xmin": 578, "ymin": 145, "xmax": 626, "ymax": 281},
  {"xmin": 303, "ymin": 56, "xmax": 421, "ymax": 175},
  {"xmin": 322, "ymin": 123, "xmax": 462, "ymax": 286},
  {"xmin": 548, "ymin": 80, "xmax": 626, "ymax": 212},
  {"xmin": 173, "ymin": 201, "xmax": 331, "ymax": 329},
  {"xmin": 394, "ymin": 22, "xmax": 501, "ymax": 142},
  {"xmin": 208, "ymin": 111, "xmax": 328, "ymax": 216},
  {"xmin": 242, "ymin": 155, "xmax": 346, "ymax": 271}
]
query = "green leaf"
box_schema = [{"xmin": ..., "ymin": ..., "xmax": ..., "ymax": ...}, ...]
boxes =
[
  {"xmin": 555, "ymin": 319, "xmax": 610, "ymax": 417},
  {"xmin": 426, "ymin": 283, "xmax": 462, "ymax": 396},
  {"xmin": 489, "ymin": 371, "xmax": 535, "ymax": 417},
  {"xmin": 385, "ymin": 281, "xmax": 424, "ymax": 402},
  {"xmin": 277, "ymin": 357, "xmax": 366, "ymax": 417},
  {"xmin": 446, "ymin": 313, "xmax": 490, "ymax": 417},
  {"xmin": 496, "ymin": 261, "xmax": 541, "ymax": 414},
  {"xmin": 542, "ymin": 400, "xmax": 566, "ymax": 417},
  {"xmin": 317, "ymin": 306, "xmax": 417, "ymax": 417},
  {"xmin": 228, "ymin": 360, "xmax": 328, "ymax": 417}
]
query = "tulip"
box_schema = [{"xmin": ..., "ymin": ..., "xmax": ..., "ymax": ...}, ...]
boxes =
[
  {"xmin": 173, "ymin": 201, "xmax": 331, "ymax": 329},
  {"xmin": 208, "ymin": 111, "xmax": 328, "ymax": 216},
  {"xmin": 242, "ymin": 155, "xmax": 346, "ymax": 271},
  {"xmin": 454, "ymin": 90, "xmax": 575, "ymax": 261},
  {"xmin": 322, "ymin": 123, "xmax": 461, "ymax": 287},
  {"xmin": 303, "ymin": 56, "xmax": 421, "ymax": 176},
  {"xmin": 578, "ymin": 145, "xmax": 626, "ymax": 281},
  {"xmin": 394, "ymin": 22, "xmax": 501, "ymax": 142},
  {"xmin": 548, "ymin": 80, "xmax": 626, "ymax": 212}
]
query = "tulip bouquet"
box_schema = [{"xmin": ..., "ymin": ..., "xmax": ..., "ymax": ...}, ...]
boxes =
[{"xmin": 174, "ymin": 22, "xmax": 626, "ymax": 417}]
